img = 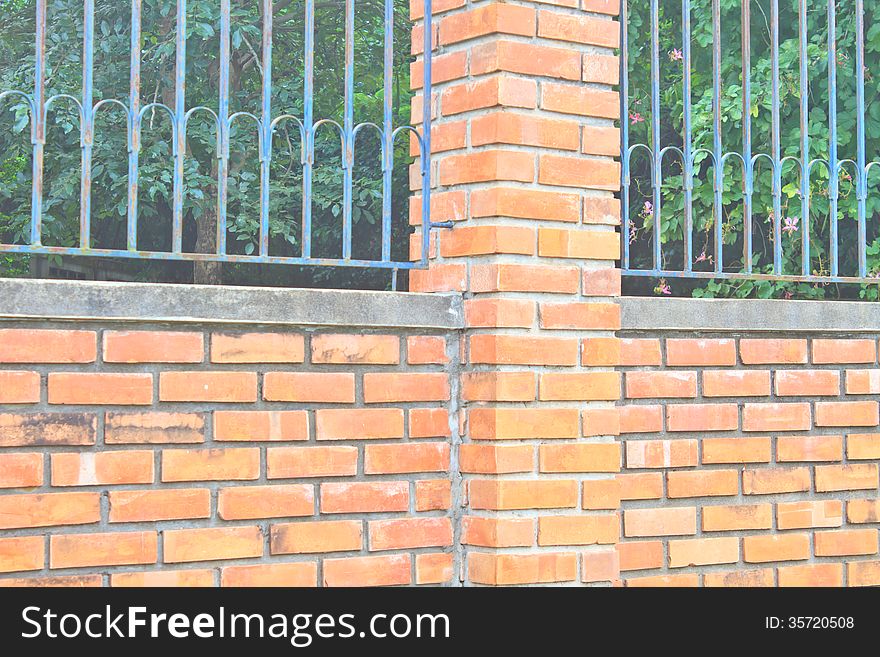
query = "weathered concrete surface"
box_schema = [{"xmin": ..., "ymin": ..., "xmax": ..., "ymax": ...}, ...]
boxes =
[
  {"xmin": 0, "ymin": 278, "xmax": 464, "ymax": 329},
  {"xmin": 622, "ymin": 296, "xmax": 880, "ymax": 332}
]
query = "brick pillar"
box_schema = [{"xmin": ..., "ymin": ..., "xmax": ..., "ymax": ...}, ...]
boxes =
[{"xmin": 410, "ymin": 0, "xmax": 623, "ymax": 585}]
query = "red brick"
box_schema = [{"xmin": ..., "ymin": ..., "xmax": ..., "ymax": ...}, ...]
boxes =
[
  {"xmin": 321, "ymin": 481, "xmax": 409, "ymax": 513},
  {"xmin": 469, "ymin": 407, "xmax": 579, "ymax": 440},
  {"xmin": 777, "ymin": 435, "xmax": 843, "ymax": 462},
  {"xmin": 582, "ymin": 267, "xmax": 622, "ymax": 296},
  {"xmin": 620, "ymin": 338, "xmax": 661, "ymax": 366},
  {"xmin": 775, "ymin": 370, "xmax": 839, "ymax": 396},
  {"xmin": 369, "ymin": 518, "xmax": 453, "ymax": 551},
  {"xmin": 311, "ymin": 334, "xmax": 399, "ymax": 364},
  {"xmin": 625, "ymin": 371, "xmax": 696, "ymax": 399},
  {"xmin": 815, "ymin": 464, "xmax": 879, "ymax": 492},
  {"xmin": 48, "ymin": 373, "xmax": 152, "ymax": 406},
  {"xmin": 667, "ymin": 403, "xmax": 738, "ymax": 432},
  {"xmin": 409, "ymin": 190, "xmax": 467, "ymax": 226},
  {"xmin": 315, "ymin": 409, "xmax": 404, "ymax": 440},
  {"xmin": 702, "ymin": 437, "xmax": 772, "ymax": 464},
  {"xmin": 703, "ymin": 504, "xmax": 773, "ymax": 531},
  {"xmin": 583, "ymin": 197, "xmax": 621, "ymax": 225},
  {"xmin": 51, "ymin": 451, "xmax": 153, "ymax": 486},
  {"xmin": 0, "ymin": 453, "xmax": 42, "ymax": 488},
  {"xmin": 626, "ymin": 574, "xmax": 700, "ymax": 587},
  {"xmin": 323, "ymin": 554, "xmax": 411, "ymax": 587},
  {"xmin": 103, "ymin": 331, "xmax": 203, "ymax": 363},
  {"xmin": 743, "ymin": 467, "xmax": 811, "ymax": 495},
  {"xmin": 0, "ymin": 412, "xmax": 96, "ymax": 447},
  {"xmin": 815, "ymin": 529, "xmax": 878, "ymax": 557},
  {"xmin": 469, "ymin": 479, "xmax": 577, "ymax": 510},
  {"xmin": 539, "ymin": 302, "xmax": 621, "ymax": 330},
  {"xmin": 623, "ymin": 507, "xmax": 697, "ymax": 537},
  {"xmin": 410, "ymin": 51, "xmax": 467, "ymax": 90},
  {"xmin": 218, "ymin": 484, "xmax": 314, "ymax": 520},
  {"xmin": 849, "ymin": 561, "xmax": 880, "ymax": 586},
  {"xmin": 581, "ymin": 0, "xmax": 619, "ymax": 14},
  {"xmin": 850, "ymin": 433, "xmax": 880, "ymax": 461},
  {"xmin": 161, "ymin": 448, "xmax": 259, "ymax": 482},
  {"xmin": 221, "ymin": 563, "xmax": 317, "ymax": 587},
  {"xmin": 270, "ymin": 520, "xmax": 362, "ymax": 554},
  {"xmin": 666, "ymin": 339, "xmax": 735, "ymax": 366},
  {"xmin": 50, "ymin": 531, "xmax": 157, "ymax": 568},
  {"xmin": 463, "ymin": 298, "xmax": 536, "ymax": 328},
  {"xmin": 777, "ymin": 500, "xmax": 843, "ymax": 530},
  {"xmin": 441, "ymin": 78, "xmax": 537, "ymax": 117},
  {"xmin": 617, "ymin": 472, "xmax": 664, "ymax": 500},
  {"xmin": 471, "ymin": 114, "xmax": 579, "ymax": 151},
  {"xmin": 702, "ymin": 370, "xmax": 770, "ymax": 397},
  {"xmin": 406, "ymin": 336, "xmax": 447, "ymax": 364},
  {"xmin": 0, "ymin": 491, "xmax": 99, "ymax": 529},
  {"xmin": 742, "ymin": 403, "xmax": 810, "ymax": 432},
  {"xmin": 439, "ymin": 225, "xmax": 536, "ymax": 257},
  {"xmin": 541, "ymin": 82, "xmax": 618, "ymax": 119},
  {"xmin": 459, "ymin": 444, "xmax": 534, "ymax": 474},
  {"xmin": 538, "ymin": 153, "xmax": 620, "ymax": 191},
  {"xmin": 468, "ymin": 552, "xmax": 577, "ymax": 585},
  {"xmin": 583, "ymin": 407, "xmax": 621, "ymax": 436},
  {"xmin": 410, "ymin": 0, "xmax": 465, "ymax": 21},
  {"xmin": 461, "ymin": 371, "xmax": 535, "ymax": 402},
  {"xmin": 410, "ymin": 408, "xmax": 451, "ymax": 438},
  {"xmin": 667, "ymin": 470, "xmax": 739, "ymax": 498},
  {"xmin": 848, "ymin": 498, "xmax": 880, "ymax": 523},
  {"xmin": 813, "ymin": 339, "xmax": 876, "ymax": 364},
  {"xmin": 0, "ymin": 536, "xmax": 44, "ymax": 574},
  {"xmin": 538, "ymin": 10, "xmax": 618, "ymax": 47},
  {"xmin": 109, "ymin": 488, "xmax": 210, "ymax": 523},
  {"xmin": 472, "ymin": 263, "xmax": 580, "ymax": 294},
  {"xmin": 213, "ymin": 410, "xmax": 308, "ymax": 442},
  {"xmin": 0, "ymin": 329, "xmax": 95, "ymax": 363},
  {"xmin": 740, "ymin": 339, "xmax": 807, "ymax": 364},
  {"xmin": 416, "ymin": 479, "xmax": 451, "ymax": 511},
  {"xmin": 703, "ymin": 569, "xmax": 775, "ymax": 587},
  {"xmin": 416, "ymin": 553, "xmax": 454, "ymax": 585},
  {"xmin": 439, "ymin": 4, "xmax": 535, "ymax": 46},
  {"xmin": 617, "ymin": 540, "xmax": 663, "ymax": 571},
  {"xmin": 845, "ymin": 369, "xmax": 880, "ymax": 394},
  {"xmin": 470, "ymin": 334, "xmax": 578, "ymax": 366},
  {"xmin": 363, "ymin": 373, "xmax": 449, "ymax": 403},
  {"xmin": 105, "ymin": 412, "xmax": 204, "ymax": 444},
  {"xmin": 582, "ymin": 479, "xmax": 620, "ymax": 510},
  {"xmin": 815, "ymin": 401, "xmax": 879, "ymax": 427},
  {"xmin": 0, "ymin": 371, "xmax": 40, "ymax": 404},
  {"xmin": 778, "ymin": 563, "xmax": 843, "ymax": 587},
  {"xmin": 668, "ymin": 537, "xmax": 739, "ymax": 568},
  {"xmin": 470, "ymin": 186, "xmax": 578, "ymax": 222},
  {"xmin": 439, "ymin": 150, "xmax": 535, "ymax": 186},
  {"xmin": 618, "ymin": 406, "xmax": 663, "ymax": 434},
  {"xmin": 471, "ymin": 39, "xmax": 581, "ymax": 80},
  {"xmin": 164, "ymin": 526, "xmax": 263, "ymax": 563},
  {"xmin": 539, "ymin": 443, "xmax": 620, "ymax": 473},
  {"xmin": 538, "ymin": 515, "xmax": 617, "ymax": 546},
  {"xmin": 462, "ymin": 516, "xmax": 533, "ymax": 548},
  {"xmin": 539, "ymin": 372, "xmax": 619, "ymax": 401},
  {"xmin": 262, "ymin": 373, "xmax": 355, "ymax": 403},
  {"xmin": 409, "ymin": 264, "xmax": 467, "ymax": 292},
  {"xmin": 0, "ymin": 575, "xmax": 102, "ymax": 587},
  {"xmin": 581, "ymin": 337, "xmax": 621, "ymax": 366},
  {"xmin": 743, "ymin": 533, "xmax": 810, "ymax": 563},
  {"xmin": 582, "ymin": 54, "xmax": 619, "ymax": 84},
  {"xmin": 159, "ymin": 372, "xmax": 257, "ymax": 403},
  {"xmin": 267, "ymin": 446, "xmax": 358, "ymax": 479}
]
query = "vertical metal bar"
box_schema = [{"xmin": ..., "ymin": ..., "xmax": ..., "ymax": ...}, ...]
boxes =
[
  {"xmin": 682, "ymin": 0, "xmax": 693, "ymax": 271},
  {"xmin": 420, "ymin": 0, "xmax": 432, "ymax": 264},
  {"xmin": 855, "ymin": 0, "xmax": 867, "ymax": 277},
  {"xmin": 650, "ymin": 0, "xmax": 661, "ymax": 272},
  {"xmin": 172, "ymin": 0, "xmax": 186, "ymax": 253},
  {"xmin": 260, "ymin": 0, "xmax": 273, "ymax": 257},
  {"xmin": 80, "ymin": 0, "xmax": 95, "ymax": 249},
  {"xmin": 217, "ymin": 0, "xmax": 230, "ymax": 255},
  {"xmin": 30, "ymin": 0, "xmax": 47, "ymax": 246},
  {"xmin": 799, "ymin": 0, "xmax": 810, "ymax": 276},
  {"xmin": 770, "ymin": 0, "xmax": 782, "ymax": 274},
  {"xmin": 620, "ymin": 0, "xmax": 630, "ymax": 270},
  {"xmin": 712, "ymin": 0, "xmax": 722, "ymax": 274},
  {"xmin": 127, "ymin": 0, "xmax": 142, "ymax": 251},
  {"xmin": 827, "ymin": 0, "xmax": 838, "ymax": 276},
  {"xmin": 381, "ymin": 0, "xmax": 393, "ymax": 263},
  {"xmin": 342, "ymin": 0, "xmax": 354, "ymax": 260},
  {"xmin": 741, "ymin": 0, "xmax": 753, "ymax": 273},
  {"xmin": 302, "ymin": 0, "xmax": 314, "ymax": 258}
]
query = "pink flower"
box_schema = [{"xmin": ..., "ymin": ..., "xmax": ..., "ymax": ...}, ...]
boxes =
[
  {"xmin": 782, "ymin": 216, "xmax": 799, "ymax": 235},
  {"xmin": 629, "ymin": 111, "xmax": 645, "ymax": 124},
  {"xmin": 669, "ymin": 48, "xmax": 683, "ymax": 62},
  {"xmin": 654, "ymin": 280, "xmax": 671, "ymax": 296},
  {"xmin": 640, "ymin": 201, "xmax": 653, "ymax": 219},
  {"xmin": 783, "ymin": 291, "xmax": 793, "ymax": 300},
  {"xmin": 694, "ymin": 250, "xmax": 713, "ymax": 264}
]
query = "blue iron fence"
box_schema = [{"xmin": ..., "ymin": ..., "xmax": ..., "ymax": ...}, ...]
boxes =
[
  {"xmin": 0, "ymin": 0, "xmax": 440, "ymax": 272},
  {"xmin": 621, "ymin": 0, "xmax": 878, "ymax": 285}
]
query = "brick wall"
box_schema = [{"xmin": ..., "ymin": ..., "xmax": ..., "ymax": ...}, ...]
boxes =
[
  {"xmin": 0, "ymin": 321, "xmax": 460, "ymax": 587},
  {"xmin": 616, "ymin": 332, "xmax": 880, "ymax": 587}
]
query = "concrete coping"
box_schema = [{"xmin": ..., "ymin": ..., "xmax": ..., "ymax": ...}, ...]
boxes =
[
  {"xmin": 621, "ymin": 296, "xmax": 880, "ymax": 333},
  {"xmin": 0, "ymin": 278, "xmax": 464, "ymax": 330}
]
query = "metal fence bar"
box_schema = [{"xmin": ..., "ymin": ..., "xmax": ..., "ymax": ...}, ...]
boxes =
[
  {"xmin": 80, "ymin": 0, "xmax": 95, "ymax": 249},
  {"xmin": 419, "ymin": 0, "xmax": 433, "ymax": 264},
  {"xmin": 741, "ymin": 0, "xmax": 752, "ymax": 274},
  {"xmin": 798, "ymin": 0, "xmax": 810, "ymax": 277},
  {"xmin": 30, "ymin": 0, "xmax": 47, "ymax": 247},
  {"xmin": 711, "ymin": 0, "xmax": 722, "ymax": 275},
  {"xmin": 620, "ymin": 0, "xmax": 630, "ymax": 271},
  {"xmin": 381, "ymin": 0, "xmax": 394, "ymax": 263},
  {"xmin": 260, "ymin": 0, "xmax": 273, "ymax": 257},
  {"xmin": 681, "ymin": 0, "xmax": 692, "ymax": 273},
  {"xmin": 856, "ymin": 0, "xmax": 867, "ymax": 277},
  {"xmin": 302, "ymin": 0, "xmax": 315, "ymax": 259},
  {"xmin": 127, "ymin": 0, "xmax": 142, "ymax": 252},
  {"xmin": 770, "ymin": 0, "xmax": 782, "ymax": 275},
  {"xmin": 650, "ymin": 0, "xmax": 661, "ymax": 271},
  {"xmin": 342, "ymin": 0, "xmax": 355, "ymax": 261},
  {"xmin": 827, "ymin": 0, "xmax": 838, "ymax": 277},
  {"xmin": 172, "ymin": 0, "xmax": 186, "ymax": 254},
  {"xmin": 217, "ymin": 0, "xmax": 231, "ymax": 256}
]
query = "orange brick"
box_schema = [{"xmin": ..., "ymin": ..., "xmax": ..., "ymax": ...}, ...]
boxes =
[
  {"xmin": 540, "ymin": 443, "xmax": 619, "ymax": 473},
  {"xmin": 582, "ymin": 479, "xmax": 620, "ymax": 510},
  {"xmin": 213, "ymin": 410, "xmax": 308, "ymax": 442},
  {"xmin": 702, "ymin": 370, "xmax": 770, "ymax": 397},
  {"xmin": 778, "ymin": 563, "xmax": 843, "ymax": 587},
  {"xmin": 363, "ymin": 373, "xmax": 449, "ymax": 403},
  {"xmin": 159, "ymin": 372, "xmax": 257, "ymax": 403},
  {"xmin": 164, "ymin": 526, "xmax": 263, "ymax": 563},
  {"xmin": 409, "ymin": 120, "xmax": 467, "ymax": 157},
  {"xmin": 103, "ymin": 331, "xmax": 203, "ymax": 363},
  {"xmin": 618, "ymin": 406, "xmax": 663, "ymax": 434},
  {"xmin": 539, "ymin": 302, "xmax": 620, "ymax": 330},
  {"xmin": 583, "ymin": 197, "xmax": 621, "ymax": 225},
  {"xmin": 538, "ymin": 10, "xmax": 618, "ymax": 47},
  {"xmin": 270, "ymin": 520, "xmax": 362, "ymax": 555},
  {"xmin": 0, "ymin": 412, "xmax": 96, "ymax": 447},
  {"xmin": 668, "ymin": 537, "xmax": 739, "ymax": 568},
  {"xmin": 813, "ymin": 338, "xmax": 876, "ymax": 364},
  {"xmin": 441, "ymin": 77, "xmax": 537, "ymax": 116},
  {"xmin": 464, "ymin": 298, "xmax": 535, "ymax": 328},
  {"xmin": 539, "ymin": 372, "xmax": 619, "ymax": 401},
  {"xmin": 582, "ymin": 550, "xmax": 620, "ymax": 583},
  {"xmin": 582, "ymin": 267, "xmax": 622, "ymax": 296},
  {"xmin": 617, "ymin": 540, "xmax": 663, "ymax": 571},
  {"xmin": 323, "ymin": 554, "xmax": 411, "ymax": 587},
  {"xmin": 775, "ymin": 369, "xmax": 840, "ymax": 396},
  {"xmin": 845, "ymin": 369, "xmax": 880, "ymax": 394},
  {"xmin": 815, "ymin": 529, "xmax": 878, "ymax": 557},
  {"xmin": 315, "ymin": 409, "xmax": 404, "ymax": 440},
  {"xmin": 582, "ymin": 53, "xmax": 619, "ymax": 84},
  {"xmin": 161, "ymin": 448, "xmax": 259, "ymax": 482},
  {"xmin": 416, "ymin": 553, "xmax": 454, "ymax": 585},
  {"xmin": 410, "ymin": 51, "xmax": 467, "ymax": 90},
  {"xmin": 541, "ymin": 82, "xmax": 618, "ymax": 119},
  {"xmin": 583, "ymin": 407, "xmax": 621, "ymax": 436},
  {"xmin": 469, "ymin": 407, "xmax": 579, "ymax": 439},
  {"xmin": 459, "ymin": 444, "xmax": 534, "ymax": 474},
  {"xmin": 0, "ymin": 329, "xmax": 95, "ymax": 363},
  {"xmin": 221, "ymin": 563, "xmax": 317, "ymax": 587},
  {"xmin": 439, "ymin": 149, "xmax": 534, "ymax": 186},
  {"xmin": 580, "ymin": 125, "xmax": 622, "ymax": 157},
  {"xmin": 742, "ymin": 403, "xmax": 810, "ymax": 432},
  {"xmin": 582, "ymin": 0, "xmax": 621, "ymax": 13},
  {"xmin": 471, "ymin": 113, "xmax": 579, "ymax": 151},
  {"xmin": 625, "ymin": 371, "xmax": 696, "ymax": 399},
  {"xmin": 409, "ymin": 190, "xmax": 466, "ymax": 226},
  {"xmin": 267, "ymin": 446, "xmax": 358, "ymax": 479},
  {"xmin": 0, "ymin": 491, "xmax": 99, "ymax": 529},
  {"xmin": 469, "ymin": 479, "xmax": 577, "ymax": 510},
  {"xmin": 439, "ymin": 4, "xmax": 535, "ymax": 46},
  {"xmin": 626, "ymin": 574, "xmax": 699, "ymax": 588},
  {"xmin": 702, "ymin": 504, "xmax": 773, "ymax": 531},
  {"xmin": 581, "ymin": 338, "xmax": 621, "ymax": 366},
  {"xmin": 537, "ymin": 227, "xmax": 619, "ymax": 259},
  {"xmin": 702, "ymin": 437, "xmax": 771, "ymax": 464},
  {"xmin": 743, "ymin": 467, "xmax": 809, "ymax": 495},
  {"xmin": 51, "ymin": 531, "xmax": 157, "ymax": 568},
  {"xmin": 667, "ymin": 470, "xmax": 738, "ymax": 498},
  {"xmin": 0, "ymin": 575, "xmax": 102, "ymax": 587},
  {"xmin": 262, "ymin": 373, "xmax": 355, "ymax": 403},
  {"xmin": 848, "ymin": 498, "xmax": 880, "ymax": 523},
  {"xmin": 623, "ymin": 507, "xmax": 697, "ymax": 537},
  {"xmin": 439, "ymin": 225, "xmax": 536, "ymax": 257},
  {"xmin": 463, "ymin": 516, "xmax": 533, "ymax": 548},
  {"xmin": 470, "ymin": 334, "xmax": 578, "ymax": 366},
  {"xmin": 743, "ymin": 533, "xmax": 810, "ymax": 563},
  {"xmin": 410, "ymin": 408, "xmax": 451, "ymax": 438},
  {"xmin": 48, "ymin": 373, "xmax": 152, "ymax": 406},
  {"xmin": 218, "ymin": 484, "xmax": 313, "ymax": 520},
  {"xmin": 620, "ymin": 338, "xmax": 661, "ymax": 366},
  {"xmin": 667, "ymin": 404, "xmax": 738, "ymax": 432},
  {"xmin": 666, "ymin": 339, "xmax": 735, "ymax": 366},
  {"xmin": 538, "ymin": 514, "xmax": 617, "ymax": 546},
  {"xmin": 410, "ymin": 0, "xmax": 465, "ymax": 21},
  {"xmin": 461, "ymin": 372, "xmax": 534, "ymax": 402},
  {"xmin": 112, "ymin": 569, "xmax": 214, "ymax": 587},
  {"xmin": 470, "ymin": 186, "xmax": 579, "ymax": 222},
  {"xmin": 617, "ymin": 472, "xmax": 664, "ymax": 500},
  {"xmin": 777, "ymin": 500, "xmax": 843, "ymax": 530},
  {"xmin": 777, "ymin": 435, "xmax": 842, "ymax": 462},
  {"xmin": 0, "ymin": 536, "xmax": 44, "ymax": 574},
  {"xmin": 369, "ymin": 518, "xmax": 453, "ymax": 551},
  {"xmin": 51, "ymin": 451, "xmax": 153, "ymax": 486},
  {"xmin": 415, "ymin": 479, "xmax": 451, "ymax": 511},
  {"xmin": 538, "ymin": 153, "xmax": 620, "ymax": 191},
  {"xmin": 472, "ymin": 263, "xmax": 580, "ymax": 294},
  {"xmin": 815, "ymin": 464, "xmax": 879, "ymax": 492},
  {"xmin": 0, "ymin": 453, "xmax": 42, "ymax": 488},
  {"xmin": 703, "ymin": 569, "xmax": 774, "ymax": 587},
  {"xmin": 321, "ymin": 481, "xmax": 409, "ymax": 513},
  {"xmin": 846, "ymin": 433, "xmax": 880, "ymax": 460},
  {"xmin": 109, "ymin": 488, "xmax": 210, "ymax": 523},
  {"xmin": 740, "ymin": 339, "xmax": 807, "ymax": 364},
  {"xmin": 849, "ymin": 561, "xmax": 880, "ymax": 586},
  {"xmin": 409, "ymin": 264, "xmax": 467, "ymax": 292},
  {"xmin": 406, "ymin": 336, "xmax": 447, "ymax": 365},
  {"xmin": 471, "ymin": 39, "xmax": 580, "ymax": 80},
  {"xmin": 105, "ymin": 412, "xmax": 204, "ymax": 444},
  {"xmin": 365, "ymin": 442, "xmax": 449, "ymax": 474},
  {"xmin": 311, "ymin": 334, "xmax": 399, "ymax": 364},
  {"xmin": 815, "ymin": 401, "xmax": 879, "ymax": 427},
  {"xmin": 468, "ymin": 552, "xmax": 577, "ymax": 585},
  {"xmin": 0, "ymin": 371, "xmax": 40, "ymax": 403}
]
